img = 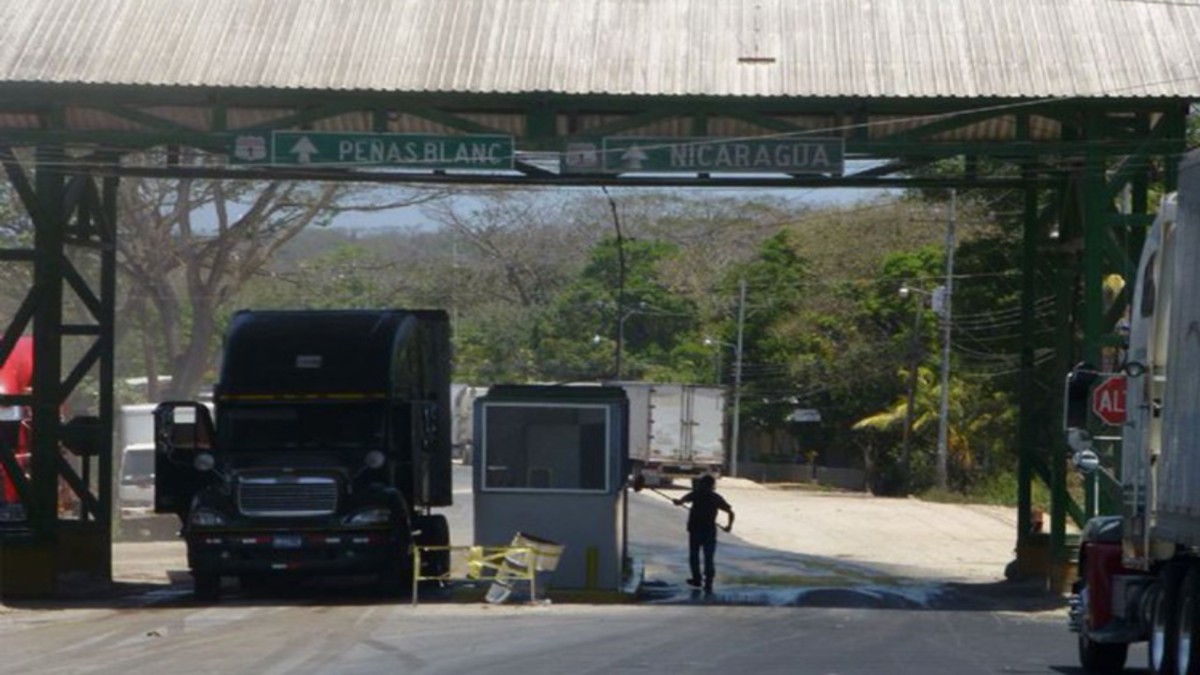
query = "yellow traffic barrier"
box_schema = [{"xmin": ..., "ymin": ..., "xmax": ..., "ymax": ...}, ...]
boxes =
[{"xmin": 411, "ymin": 545, "xmax": 536, "ymax": 606}]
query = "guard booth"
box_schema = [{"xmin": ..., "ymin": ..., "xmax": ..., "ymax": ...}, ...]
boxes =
[{"xmin": 473, "ymin": 385, "xmax": 628, "ymax": 592}]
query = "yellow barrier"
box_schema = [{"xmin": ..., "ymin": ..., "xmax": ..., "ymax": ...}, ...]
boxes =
[{"xmin": 411, "ymin": 545, "xmax": 536, "ymax": 606}]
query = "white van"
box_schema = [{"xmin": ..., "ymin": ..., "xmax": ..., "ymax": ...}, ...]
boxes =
[
  {"xmin": 119, "ymin": 443, "xmax": 155, "ymax": 515},
  {"xmin": 118, "ymin": 404, "xmax": 156, "ymax": 516}
]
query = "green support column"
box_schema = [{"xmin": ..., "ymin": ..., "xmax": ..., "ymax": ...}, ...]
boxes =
[
  {"xmin": 1, "ymin": 148, "xmax": 119, "ymax": 597},
  {"xmin": 1016, "ymin": 112, "xmax": 1036, "ymax": 542},
  {"xmin": 99, "ymin": 171, "xmax": 118, "ymax": 543},
  {"xmin": 30, "ymin": 143, "xmax": 66, "ymax": 542},
  {"xmin": 1082, "ymin": 112, "xmax": 1108, "ymax": 369},
  {"xmin": 1017, "ymin": 184, "xmax": 1038, "ymax": 541}
]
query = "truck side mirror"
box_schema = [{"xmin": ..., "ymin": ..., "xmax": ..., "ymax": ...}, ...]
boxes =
[
  {"xmin": 1065, "ymin": 365, "xmax": 1099, "ymax": 430},
  {"xmin": 1067, "ymin": 427, "xmax": 1093, "ymax": 454},
  {"xmin": 1072, "ymin": 449, "xmax": 1100, "ymax": 474},
  {"xmin": 1067, "ymin": 428, "xmax": 1099, "ymax": 474},
  {"xmin": 1123, "ymin": 361, "xmax": 1148, "ymax": 378}
]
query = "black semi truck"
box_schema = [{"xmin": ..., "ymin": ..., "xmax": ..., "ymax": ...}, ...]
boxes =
[{"xmin": 153, "ymin": 309, "xmax": 453, "ymax": 600}]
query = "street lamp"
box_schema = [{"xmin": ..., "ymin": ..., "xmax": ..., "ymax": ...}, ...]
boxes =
[
  {"xmin": 704, "ymin": 336, "xmax": 743, "ymax": 478},
  {"xmin": 594, "ymin": 302, "xmax": 645, "ymax": 380},
  {"xmin": 615, "ymin": 304, "xmax": 641, "ymax": 380}
]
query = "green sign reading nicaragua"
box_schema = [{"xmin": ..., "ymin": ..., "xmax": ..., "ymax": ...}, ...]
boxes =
[
  {"xmin": 230, "ymin": 131, "xmax": 515, "ymax": 169},
  {"xmin": 563, "ymin": 137, "xmax": 844, "ymax": 175}
]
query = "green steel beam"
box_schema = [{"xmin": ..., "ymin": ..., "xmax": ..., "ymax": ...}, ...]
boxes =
[
  {"xmin": 31, "ymin": 138, "xmax": 66, "ymax": 540},
  {"xmin": 1017, "ymin": 143, "xmax": 1038, "ymax": 547},
  {"xmin": 3, "ymin": 136, "xmax": 116, "ymax": 593},
  {"xmin": 94, "ymin": 104, "xmax": 202, "ymax": 134},
  {"xmin": 0, "ymin": 81, "xmax": 1186, "ymax": 594}
]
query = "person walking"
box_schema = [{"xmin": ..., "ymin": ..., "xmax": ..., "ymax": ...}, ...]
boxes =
[{"xmin": 674, "ymin": 474, "xmax": 734, "ymax": 594}]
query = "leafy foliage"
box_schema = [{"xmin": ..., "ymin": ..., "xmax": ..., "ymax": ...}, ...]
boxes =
[{"xmin": 0, "ymin": 175, "xmax": 1032, "ymax": 497}]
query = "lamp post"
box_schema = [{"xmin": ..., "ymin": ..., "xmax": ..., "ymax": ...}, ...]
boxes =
[
  {"xmin": 616, "ymin": 305, "xmax": 637, "ymax": 380},
  {"xmin": 897, "ymin": 285, "xmax": 927, "ymax": 493},
  {"xmin": 705, "ymin": 335, "xmax": 743, "ymax": 478},
  {"xmin": 595, "ymin": 302, "xmax": 645, "ymax": 381}
]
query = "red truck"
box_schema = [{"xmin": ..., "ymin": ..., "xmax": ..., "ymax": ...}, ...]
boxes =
[{"xmin": 0, "ymin": 336, "xmax": 33, "ymax": 517}]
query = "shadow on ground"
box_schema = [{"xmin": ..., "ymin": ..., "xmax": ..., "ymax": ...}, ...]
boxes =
[{"xmin": 633, "ymin": 535, "xmax": 1067, "ymax": 614}]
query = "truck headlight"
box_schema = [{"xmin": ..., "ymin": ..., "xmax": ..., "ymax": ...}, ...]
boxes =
[
  {"xmin": 189, "ymin": 507, "xmax": 228, "ymax": 527},
  {"xmin": 344, "ymin": 507, "xmax": 391, "ymax": 525},
  {"xmin": 0, "ymin": 405, "xmax": 21, "ymax": 422},
  {"xmin": 364, "ymin": 450, "xmax": 386, "ymax": 470}
]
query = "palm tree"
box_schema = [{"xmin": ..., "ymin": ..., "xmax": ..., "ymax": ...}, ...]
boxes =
[{"xmin": 853, "ymin": 366, "xmax": 978, "ymax": 486}]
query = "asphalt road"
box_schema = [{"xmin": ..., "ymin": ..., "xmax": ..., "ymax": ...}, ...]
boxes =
[
  {"xmin": 0, "ymin": 467, "xmax": 1128, "ymax": 674},
  {"xmin": 0, "ymin": 595, "xmax": 1127, "ymax": 675}
]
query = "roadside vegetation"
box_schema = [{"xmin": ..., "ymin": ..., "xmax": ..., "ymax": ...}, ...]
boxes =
[{"xmin": 0, "ymin": 173, "xmax": 1064, "ymax": 502}]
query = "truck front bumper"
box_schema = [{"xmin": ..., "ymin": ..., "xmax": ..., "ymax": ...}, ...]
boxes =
[{"xmin": 186, "ymin": 528, "xmax": 405, "ymax": 576}]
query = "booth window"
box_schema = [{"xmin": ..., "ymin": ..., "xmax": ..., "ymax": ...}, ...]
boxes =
[{"xmin": 481, "ymin": 403, "xmax": 609, "ymax": 493}]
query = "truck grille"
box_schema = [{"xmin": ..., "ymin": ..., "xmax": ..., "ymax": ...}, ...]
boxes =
[{"xmin": 237, "ymin": 475, "xmax": 339, "ymax": 517}]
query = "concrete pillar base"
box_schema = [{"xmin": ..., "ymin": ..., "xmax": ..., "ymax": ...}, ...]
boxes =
[
  {"xmin": 1, "ymin": 522, "xmax": 111, "ymax": 599},
  {"xmin": 0, "ymin": 538, "xmax": 56, "ymax": 598}
]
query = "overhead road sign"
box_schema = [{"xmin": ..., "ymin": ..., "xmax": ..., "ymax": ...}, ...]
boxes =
[
  {"xmin": 230, "ymin": 132, "xmax": 515, "ymax": 170},
  {"xmin": 562, "ymin": 136, "xmax": 844, "ymax": 176}
]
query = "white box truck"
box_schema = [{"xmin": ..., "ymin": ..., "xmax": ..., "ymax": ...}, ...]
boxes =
[
  {"xmin": 617, "ymin": 382, "xmax": 726, "ymax": 485},
  {"xmin": 1068, "ymin": 150, "xmax": 1200, "ymax": 674},
  {"xmin": 118, "ymin": 404, "xmax": 157, "ymax": 516}
]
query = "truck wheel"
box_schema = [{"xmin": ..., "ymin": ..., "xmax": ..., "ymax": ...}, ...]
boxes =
[
  {"xmin": 1078, "ymin": 631, "xmax": 1128, "ymax": 673},
  {"xmin": 1150, "ymin": 564, "xmax": 1187, "ymax": 675},
  {"xmin": 1177, "ymin": 565, "xmax": 1200, "ymax": 675},
  {"xmin": 193, "ymin": 572, "xmax": 221, "ymax": 602}
]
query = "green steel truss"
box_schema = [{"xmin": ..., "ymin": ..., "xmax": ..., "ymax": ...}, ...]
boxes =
[
  {"xmin": 0, "ymin": 87, "xmax": 1187, "ymax": 592},
  {"xmin": 0, "ymin": 144, "xmax": 117, "ymax": 590}
]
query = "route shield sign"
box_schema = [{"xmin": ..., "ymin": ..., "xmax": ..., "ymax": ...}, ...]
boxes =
[
  {"xmin": 562, "ymin": 137, "xmax": 844, "ymax": 175},
  {"xmin": 230, "ymin": 132, "xmax": 515, "ymax": 170}
]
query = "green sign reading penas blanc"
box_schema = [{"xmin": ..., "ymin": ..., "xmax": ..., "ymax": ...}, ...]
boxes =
[{"xmin": 230, "ymin": 131, "xmax": 515, "ymax": 169}]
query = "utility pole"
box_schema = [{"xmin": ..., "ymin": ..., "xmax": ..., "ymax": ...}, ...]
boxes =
[
  {"xmin": 616, "ymin": 309, "xmax": 626, "ymax": 380},
  {"xmin": 936, "ymin": 190, "xmax": 956, "ymax": 491},
  {"xmin": 731, "ymin": 277, "xmax": 746, "ymax": 478}
]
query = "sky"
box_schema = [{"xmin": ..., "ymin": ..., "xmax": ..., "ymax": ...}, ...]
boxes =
[{"xmin": 330, "ymin": 162, "xmax": 901, "ymax": 231}]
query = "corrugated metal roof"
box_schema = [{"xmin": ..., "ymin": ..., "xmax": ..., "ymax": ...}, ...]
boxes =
[{"xmin": 0, "ymin": 0, "xmax": 1197, "ymax": 99}]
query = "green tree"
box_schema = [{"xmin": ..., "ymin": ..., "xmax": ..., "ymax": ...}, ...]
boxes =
[
  {"xmin": 536, "ymin": 237, "xmax": 698, "ymax": 382},
  {"xmin": 717, "ymin": 231, "xmax": 811, "ymax": 448}
]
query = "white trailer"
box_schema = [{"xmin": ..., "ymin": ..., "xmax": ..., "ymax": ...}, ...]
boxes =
[
  {"xmin": 616, "ymin": 382, "xmax": 726, "ymax": 485},
  {"xmin": 450, "ymin": 384, "xmax": 488, "ymax": 464},
  {"xmin": 1068, "ymin": 150, "xmax": 1200, "ymax": 675}
]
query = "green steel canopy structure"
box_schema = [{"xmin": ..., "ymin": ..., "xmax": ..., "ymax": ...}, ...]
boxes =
[{"xmin": 0, "ymin": 0, "xmax": 1197, "ymax": 595}]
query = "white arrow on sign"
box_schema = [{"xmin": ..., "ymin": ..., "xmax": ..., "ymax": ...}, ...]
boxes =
[
  {"xmin": 621, "ymin": 144, "xmax": 648, "ymax": 170},
  {"xmin": 289, "ymin": 136, "xmax": 319, "ymax": 164}
]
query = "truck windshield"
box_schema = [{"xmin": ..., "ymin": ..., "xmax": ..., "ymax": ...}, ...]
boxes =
[{"xmin": 219, "ymin": 403, "xmax": 385, "ymax": 451}]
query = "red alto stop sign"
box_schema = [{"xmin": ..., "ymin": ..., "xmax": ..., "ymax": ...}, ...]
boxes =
[{"xmin": 1091, "ymin": 376, "xmax": 1127, "ymax": 426}]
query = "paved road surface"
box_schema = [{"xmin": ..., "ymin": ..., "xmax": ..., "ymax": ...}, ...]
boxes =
[{"xmin": 1, "ymin": 467, "xmax": 1107, "ymax": 674}]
